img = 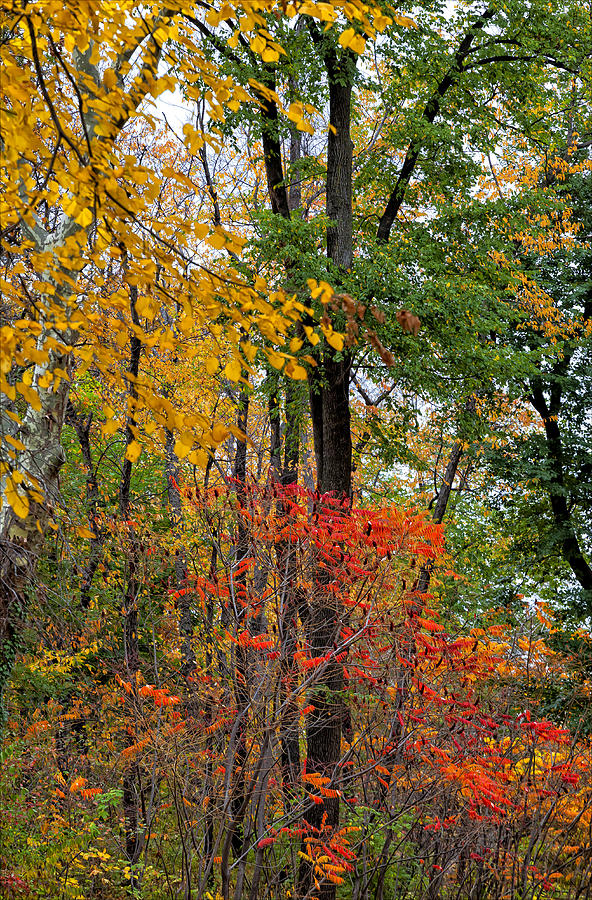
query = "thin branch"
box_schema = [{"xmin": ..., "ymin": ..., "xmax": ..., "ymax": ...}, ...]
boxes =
[{"xmin": 376, "ymin": 6, "xmax": 496, "ymax": 243}]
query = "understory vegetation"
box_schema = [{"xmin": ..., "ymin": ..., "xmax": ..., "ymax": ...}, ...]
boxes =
[{"xmin": 1, "ymin": 2, "xmax": 591, "ymax": 898}]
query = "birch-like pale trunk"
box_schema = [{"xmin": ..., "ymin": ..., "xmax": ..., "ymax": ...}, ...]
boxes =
[
  {"xmin": 0, "ymin": 316, "xmax": 74, "ymax": 710},
  {"xmin": 0, "ymin": 24, "xmax": 166, "ymax": 714}
]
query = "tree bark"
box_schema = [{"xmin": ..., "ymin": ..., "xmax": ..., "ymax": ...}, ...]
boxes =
[
  {"xmin": 230, "ymin": 377, "xmax": 252, "ymax": 858},
  {"xmin": 416, "ymin": 394, "xmax": 477, "ymax": 594},
  {"xmin": 0, "ymin": 340, "xmax": 71, "ymax": 717},
  {"xmin": 259, "ymin": 71, "xmax": 306, "ymax": 805},
  {"xmin": 0, "ymin": 24, "xmax": 168, "ymax": 721},
  {"xmin": 118, "ymin": 282, "xmax": 145, "ymax": 882},
  {"xmin": 529, "ymin": 380, "xmax": 592, "ymax": 597},
  {"xmin": 278, "ymin": 379, "xmax": 304, "ymax": 799},
  {"xmin": 301, "ymin": 40, "xmax": 356, "ymax": 900},
  {"xmin": 165, "ymin": 428, "xmax": 196, "ymax": 689},
  {"xmin": 66, "ymin": 403, "xmax": 106, "ymax": 610}
]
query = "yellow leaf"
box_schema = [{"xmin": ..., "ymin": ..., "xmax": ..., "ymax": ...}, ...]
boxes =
[
  {"xmin": 241, "ymin": 340, "xmax": 257, "ymax": 363},
  {"xmin": 297, "ymin": 118, "xmax": 314, "ymax": 134},
  {"xmin": 393, "ymin": 14, "xmax": 418, "ymax": 29},
  {"xmin": 212, "ymin": 424, "xmax": 229, "ymax": 443},
  {"xmin": 208, "ymin": 231, "xmax": 226, "ymax": 250},
  {"xmin": 307, "ymin": 279, "xmax": 334, "ymax": 304},
  {"xmin": 5, "ymin": 478, "xmax": 29, "ymax": 519},
  {"xmin": 153, "ymin": 26, "xmax": 170, "ymax": 44},
  {"xmin": 225, "ymin": 359, "xmax": 242, "ymax": 381},
  {"xmin": 125, "ymin": 441, "xmax": 142, "ymax": 463},
  {"xmin": 182, "ymin": 124, "xmax": 204, "ymax": 154},
  {"xmin": 205, "ymin": 357, "xmax": 219, "ymax": 375},
  {"xmin": 77, "ymin": 526, "xmax": 96, "ymax": 539},
  {"xmin": 349, "ymin": 34, "xmax": 366, "ymax": 54},
  {"xmin": 287, "ymin": 101, "xmax": 305, "ymax": 123},
  {"xmin": 103, "ymin": 68, "xmax": 117, "ymax": 90},
  {"xmin": 102, "ymin": 418, "xmax": 119, "ymax": 437},
  {"xmin": 16, "ymin": 381, "xmax": 41, "ymax": 411},
  {"xmin": 187, "ymin": 449, "xmax": 208, "ymax": 467},
  {"xmin": 374, "ymin": 12, "xmax": 392, "ymax": 31},
  {"xmin": 285, "ymin": 362, "xmax": 308, "ymax": 380},
  {"xmin": 5, "ymin": 435, "xmax": 26, "ymax": 452},
  {"xmin": 75, "ymin": 207, "xmax": 93, "ymax": 227},
  {"xmin": 325, "ymin": 331, "xmax": 344, "ymax": 351},
  {"xmin": 250, "ymin": 34, "xmax": 266, "ymax": 54},
  {"xmin": 338, "ymin": 28, "xmax": 355, "ymax": 49},
  {"xmin": 37, "ymin": 372, "xmax": 53, "ymax": 389},
  {"xmin": 174, "ymin": 440, "xmax": 191, "ymax": 459},
  {"xmin": 266, "ymin": 349, "xmax": 285, "ymax": 370},
  {"xmin": 136, "ymin": 295, "xmax": 156, "ymax": 321},
  {"xmin": 1, "ymin": 377, "xmax": 16, "ymax": 401},
  {"xmin": 304, "ymin": 326, "xmax": 320, "ymax": 346},
  {"xmin": 261, "ymin": 47, "xmax": 280, "ymax": 63}
]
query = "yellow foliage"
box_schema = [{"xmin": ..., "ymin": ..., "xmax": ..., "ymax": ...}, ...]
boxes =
[{"xmin": 1, "ymin": 0, "xmax": 371, "ymax": 517}]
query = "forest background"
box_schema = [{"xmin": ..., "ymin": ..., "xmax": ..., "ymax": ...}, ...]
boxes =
[{"xmin": 1, "ymin": 1, "xmax": 591, "ymax": 899}]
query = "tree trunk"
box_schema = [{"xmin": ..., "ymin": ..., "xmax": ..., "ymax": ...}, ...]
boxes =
[
  {"xmin": 416, "ymin": 394, "xmax": 477, "ymax": 594},
  {"xmin": 165, "ymin": 428, "xmax": 195, "ymax": 684},
  {"xmin": 529, "ymin": 380, "xmax": 592, "ymax": 598},
  {"xmin": 302, "ymin": 44, "xmax": 355, "ymax": 900},
  {"xmin": 259, "ymin": 73, "xmax": 306, "ymax": 806},
  {"xmin": 230, "ymin": 378, "xmax": 252, "ymax": 858},
  {"xmin": 278, "ymin": 378, "xmax": 304, "ymax": 800},
  {"xmin": 118, "ymin": 280, "xmax": 145, "ymax": 883},
  {"xmin": 0, "ymin": 337, "xmax": 71, "ymax": 718},
  {"xmin": 66, "ymin": 402, "xmax": 106, "ymax": 610}
]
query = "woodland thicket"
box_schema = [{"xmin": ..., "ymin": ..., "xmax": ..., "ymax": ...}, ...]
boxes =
[{"xmin": 1, "ymin": 2, "xmax": 591, "ymax": 899}]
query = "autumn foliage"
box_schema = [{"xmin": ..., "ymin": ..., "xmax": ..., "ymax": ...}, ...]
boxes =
[
  {"xmin": 1, "ymin": 477, "xmax": 591, "ymax": 898},
  {"xmin": 2, "ymin": 1, "xmax": 592, "ymax": 899}
]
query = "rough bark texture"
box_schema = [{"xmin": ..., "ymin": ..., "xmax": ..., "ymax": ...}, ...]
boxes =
[
  {"xmin": 122, "ymin": 540, "xmax": 143, "ymax": 874},
  {"xmin": 260, "ymin": 77, "xmax": 306, "ymax": 804},
  {"xmin": 257, "ymin": 45, "xmax": 355, "ymax": 893},
  {"xmin": 301, "ymin": 43, "xmax": 356, "ymax": 900},
  {"xmin": 118, "ymin": 282, "xmax": 145, "ymax": 878},
  {"xmin": 0, "ymin": 28, "xmax": 163, "ymax": 718},
  {"xmin": 325, "ymin": 74, "xmax": 353, "ymax": 271},
  {"xmin": 308, "ymin": 39, "xmax": 354, "ymax": 494},
  {"xmin": 278, "ymin": 379, "xmax": 303, "ymax": 798},
  {"xmin": 260, "ymin": 66, "xmax": 292, "ymax": 220},
  {"xmin": 0, "ymin": 342, "xmax": 71, "ymax": 714},
  {"xmin": 529, "ymin": 379, "xmax": 592, "ymax": 597}
]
